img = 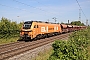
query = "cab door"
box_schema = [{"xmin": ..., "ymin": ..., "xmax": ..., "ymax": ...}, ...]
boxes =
[{"xmin": 33, "ymin": 25, "xmax": 39, "ymax": 38}]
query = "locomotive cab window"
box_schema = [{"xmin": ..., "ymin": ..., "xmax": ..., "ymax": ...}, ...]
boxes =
[
  {"xmin": 34, "ymin": 25, "xmax": 38, "ymax": 28},
  {"xmin": 37, "ymin": 25, "xmax": 38, "ymax": 28},
  {"xmin": 23, "ymin": 21, "xmax": 33, "ymax": 29},
  {"xmin": 23, "ymin": 24, "xmax": 31, "ymax": 29},
  {"xmin": 34, "ymin": 25, "xmax": 36, "ymax": 28}
]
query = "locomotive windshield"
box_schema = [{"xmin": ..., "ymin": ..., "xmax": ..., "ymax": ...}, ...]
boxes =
[
  {"xmin": 23, "ymin": 21, "xmax": 33, "ymax": 29},
  {"xmin": 23, "ymin": 24, "xmax": 31, "ymax": 29}
]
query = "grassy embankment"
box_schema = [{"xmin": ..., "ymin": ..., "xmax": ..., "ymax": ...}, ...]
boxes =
[
  {"xmin": 32, "ymin": 48, "xmax": 53, "ymax": 60},
  {"xmin": 0, "ymin": 37, "xmax": 19, "ymax": 45},
  {"xmin": 88, "ymin": 41, "xmax": 90, "ymax": 59},
  {"xmin": 87, "ymin": 27, "xmax": 90, "ymax": 59}
]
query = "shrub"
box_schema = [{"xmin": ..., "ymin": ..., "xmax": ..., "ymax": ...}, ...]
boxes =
[{"xmin": 48, "ymin": 29, "xmax": 89, "ymax": 60}]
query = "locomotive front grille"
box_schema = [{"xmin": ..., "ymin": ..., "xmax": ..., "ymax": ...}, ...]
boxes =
[{"xmin": 24, "ymin": 32, "xmax": 28, "ymax": 34}]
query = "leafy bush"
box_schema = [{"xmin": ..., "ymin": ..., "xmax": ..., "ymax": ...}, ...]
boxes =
[
  {"xmin": 0, "ymin": 17, "xmax": 23, "ymax": 38},
  {"xmin": 48, "ymin": 29, "xmax": 89, "ymax": 60}
]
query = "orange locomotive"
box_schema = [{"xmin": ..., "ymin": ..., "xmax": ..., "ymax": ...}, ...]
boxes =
[{"xmin": 20, "ymin": 21, "xmax": 62, "ymax": 40}]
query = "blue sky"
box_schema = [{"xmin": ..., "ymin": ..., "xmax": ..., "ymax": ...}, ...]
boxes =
[{"xmin": 0, "ymin": 0, "xmax": 90, "ymax": 25}]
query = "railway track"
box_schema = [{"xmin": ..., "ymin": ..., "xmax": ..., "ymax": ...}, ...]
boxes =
[
  {"xmin": 0, "ymin": 32, "xmax": 72, "ymax": 60},
  {"xmin": 0, "ymin": 41, "xmax": 24, "ymax": 50}
]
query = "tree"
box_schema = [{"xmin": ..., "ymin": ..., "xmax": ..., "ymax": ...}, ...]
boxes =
[
  {"xmin": 71, "ymin": 21, "xmax": 85, "ymax": 26},
  {"xmin": 0, "ymin": 17, "xmax": 21, "ymax": 38}
]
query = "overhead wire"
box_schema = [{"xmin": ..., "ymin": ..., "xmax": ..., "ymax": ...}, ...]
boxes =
[
  {"xmin": 33, "ymin": 0, "xmax": 44, "ymax": 6},
  {"xmin": 0, "ymin": 0, "xmax": 52, "ymax": 20},
  {"xmin": 75, "ymin": 0, "xmax": 87, "ymax": 19},
  {"xmin": 0, "ymin": 3, "xmax": 27, "ymax": 11},
  {"xmin": 0, "ymin": 0, "xmax": 58, "ymax": 21},
  {"xmin": 32, "ymin": 0, "xmax": 59, "ymax": 21},
  {"xmin": 33, "ymin": 0, "xmax": 56, "ymax": 14},
  {"xmin": 12, "ymin": 0, "xmax": 56, "ymax": 16},
  {"xmin": 13, "ymin": 0, "xmax": 48, "ymax": 13}
]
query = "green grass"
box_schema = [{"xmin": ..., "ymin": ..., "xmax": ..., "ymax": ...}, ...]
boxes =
[
  {"xmin": 33, "ymin": 48, "xmax": 53, "ymax": 60},
  {"xmin": 0, "ymin": 37, "xmax": 19, "ymax": 45},
  {"xmin": 87, "ymin": 40, "xmax": 90, "ymax": 59},
  {"xmin": 87, "ymin": 27, "xmax": 90, "ymax": 59}
]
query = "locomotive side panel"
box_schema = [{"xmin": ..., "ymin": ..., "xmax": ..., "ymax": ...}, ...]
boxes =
[
  {"xmin": 36, "ymin": 23, "xmax": 62, "ymax": 34},
  {"xmin": 30, "ymin": 22, "xmax": 61, "ymax": 39}
]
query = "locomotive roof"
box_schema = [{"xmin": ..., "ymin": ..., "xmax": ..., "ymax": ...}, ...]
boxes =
[
  {"xmin": 24, "ymin": 21, "xmax": 33, "ymax": 24},
  {"xmin": 24, "ymin": 21, "xmax": 59, "ymax": 24}
]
